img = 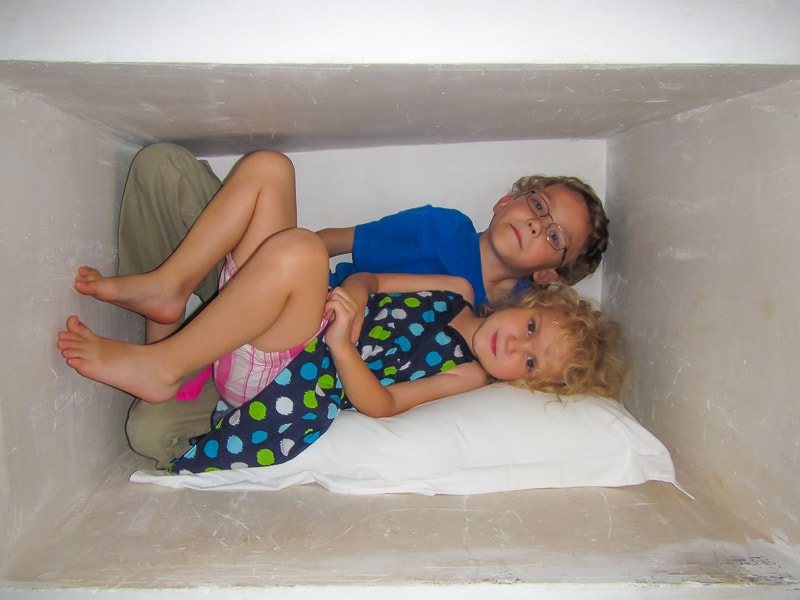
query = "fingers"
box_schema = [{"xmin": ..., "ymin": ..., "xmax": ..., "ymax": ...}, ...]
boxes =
[{"xmin": 325, "ymin": 287, "xmax": 357, "ymax": 318}]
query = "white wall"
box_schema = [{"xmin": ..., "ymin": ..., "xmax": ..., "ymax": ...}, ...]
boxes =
[
  {"xmin": 1, "ymin": 0, "xmax": 798, "ymax": 65},
  {"xmin": 605, "ymin": 79, "xmax": 800, "ymax": 549},
  {"xmin": 0, "ymin": 93, "xmax": 606, "ymax": 569},
  {"xmin": 0, "ymin": 84, "xmax": 139, "ymax": 567}
]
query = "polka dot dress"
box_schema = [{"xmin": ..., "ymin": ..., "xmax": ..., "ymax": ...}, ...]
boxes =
[{"xmin": 169, "ymin": 290, "xmax": 474, "ymax": 473}]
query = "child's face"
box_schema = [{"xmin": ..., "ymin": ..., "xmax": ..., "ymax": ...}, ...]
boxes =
[
  {"xmin": 471, "ymin": 305, "xmax": 574, "ymax": 384},
  {"xmin": 486, "ymin": 185, "xmax": 591, "ymax": 284}
]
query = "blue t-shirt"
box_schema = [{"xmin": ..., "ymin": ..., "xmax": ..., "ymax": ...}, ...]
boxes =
[{"xmin": 328, "ymin": 205, "xmax": 488, "ymax": 306}]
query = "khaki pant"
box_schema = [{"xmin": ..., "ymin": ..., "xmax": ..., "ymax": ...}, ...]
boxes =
[{"xmin": 119, "ymin": 143, "xmax": 223, "ymax": 468}]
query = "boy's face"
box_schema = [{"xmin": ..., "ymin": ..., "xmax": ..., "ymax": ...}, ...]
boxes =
[
  {"xmin": 486, "ymin": 184, "xmax": 591, "ymax": 285},
  {"xmin": 471, "ymin": 305, "xmax": 574, "ymax": 384}
]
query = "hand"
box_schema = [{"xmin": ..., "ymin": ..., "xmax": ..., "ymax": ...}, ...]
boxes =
[{"xmin": 323, "ymin": 287, "xmax": 362, "ymax": 350}]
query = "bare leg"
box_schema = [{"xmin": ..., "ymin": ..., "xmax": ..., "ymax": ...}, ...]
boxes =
[
  {"xmin": 58, "ymin": 229, "xmax": 329, "ymax": 403},
  {"xmin": 75, "ymin": 151, "xmax": 299, "ymax": 324}
]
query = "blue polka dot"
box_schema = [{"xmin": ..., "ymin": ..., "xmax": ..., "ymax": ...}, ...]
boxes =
[
  {"xmin": 435, "ymin": 331, "xmax": 452, "ymax": 345},
  {"xmin": 327, "ymin": 404, "xmax": 339, "ymax": 419},
  {"xmin": 278, "ymin": 423, "xmax": 291, "ymax": 433},
  {"xmin": 426, "ymin": 351, "xmax": 442, "ymax": 366},
  {"xmin": 422, "ymin": 310, "xmax": 435, "ymax": 323},
  {"xmin": 184, "ymin": 445, "xmax": 196, "ymax": 459},
  {"xmin": 274, "ymin": 369, "xmax": 292, "ymax": 385},
  {"xmin": 303, "ymin": 431, "xmax": 321, "ymax": 444},
  {"xmin": 409, "ymin": 323, "xmax": 424, "ymax": 336},
  {"xmin": 203, "ymin": 440, "xmax": 219, "ymax": 459},
  {"xmin": 434, "ymin": 301, "xmax": 447, "ymax": 312},
  {"xmin": 368, "ymin": 359, "xmax": 383, "ymax": 370},
  {"xmin": 251, "ymin": 430, "xmax": 268, "ymax": 444},
  {"xmin": 300, "ymin": 361, "xmax": 318, "ymax": 380},
  {"xmin": 320, "ymin": 357, "xmax": 330, "ymax": 369},
  {"xmin": 302, "ymin": 412, "xmax": 318, "ymax": 421},
  {"xmin": 226, "ymin": 435, "xmax": 244, "ymax": 455},
  {"xmin": 380, "ymin": 377, "xmax": 393, "ymax": 386},
  {"xmin": 410, "ymin": 370, "xmax": 426, "ymax": 380},
  {"xmin": 386, "ymin": 347, "xmax": 398, "ymax": 356},
  {"xmin": 396, "ymin": 336, "xmax": 411, "ymax": 351}
]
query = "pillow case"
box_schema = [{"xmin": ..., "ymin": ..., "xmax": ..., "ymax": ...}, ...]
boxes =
[{"xmin": 130, "ymin": 383, "xmax": 676, "ymax": 495}]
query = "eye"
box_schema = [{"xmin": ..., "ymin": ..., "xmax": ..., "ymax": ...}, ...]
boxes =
[
  {"xmin": 528, "ymin": 194, "xmax": 546, "ymax": 217},
  {"xmin": 547, "ymin": 227, "xmax": 565, "ymax": 250},
  {"xmin": 527, "ymin": 319, "xmax": 536, "ymax": 335}
]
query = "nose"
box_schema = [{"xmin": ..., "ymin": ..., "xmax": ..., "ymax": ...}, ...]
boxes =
[
  {"xmin": 506, "ymin": 333, "xmax": 534, "ymax": 355},
  {"xmin": 526, "ymin": 216, "xmax": 545, "ymax": 237}
]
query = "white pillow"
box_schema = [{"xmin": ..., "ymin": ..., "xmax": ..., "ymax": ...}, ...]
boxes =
[{"xmin": 130, "ymin": 383, "xmax": 676, "ymax": 495}]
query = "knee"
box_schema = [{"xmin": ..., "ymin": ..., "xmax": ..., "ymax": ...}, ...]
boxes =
[
  {"xmin": 256, "ymin": 229, "xmax": 329, "ymax": 276},
  {"xmin": 125, "ymin": 401, "xmax": 173, "ymax": 466},
  {"xmin": 131, "ymin": 142, "xmax": 194, "ymax": 174},
  {"xmin": 236, "ymin": 150, "xmax": 295, "ymax": 181}
]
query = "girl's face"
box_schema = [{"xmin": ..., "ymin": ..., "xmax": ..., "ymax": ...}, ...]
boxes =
[{"xmin": 471, "ymin": 306, "xmax": 574, "ymax": 384}]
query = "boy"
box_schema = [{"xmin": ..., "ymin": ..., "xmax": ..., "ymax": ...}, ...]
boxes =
[{"xmin": 118, "ymin": 144, "xmax": 609, "ymax": 467}]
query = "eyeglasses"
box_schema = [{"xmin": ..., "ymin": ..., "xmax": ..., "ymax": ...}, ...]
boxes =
[{"xmin": 524, "ymin": 191, "xmax": 568, "ymax": 269}]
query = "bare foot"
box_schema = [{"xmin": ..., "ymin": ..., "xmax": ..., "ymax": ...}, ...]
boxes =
[
  {"xmin": 57, "ymin": 316, "xmax": 183, "ymax": 403},
  {"xmin": 74, "ymin": 266, "xmax": 188, "ymax": 324}
]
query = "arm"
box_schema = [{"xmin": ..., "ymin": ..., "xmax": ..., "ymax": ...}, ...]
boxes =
[
  {"xmin": 335, "ymin": 272, "xmax": 475, "ymax": 344},
  {"xmin": 316, "ymin": 226, "xmax": 355, "ymax": 257},
  {"xmin": 341, "ymin": 272, "xmax": 475, "ymax": 305},
  {"xmin": 324, "ymin": 287, "xmax": 486, "ymax": 417}
]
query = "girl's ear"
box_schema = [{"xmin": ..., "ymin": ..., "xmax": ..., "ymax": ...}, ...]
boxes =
[
  {"xmin": 532, "ymin": 268, "xmax": 559, "ymax": 285},
  {"xmin": 492, "ymin": 194, "xmax": 516, "ymax": 214}
]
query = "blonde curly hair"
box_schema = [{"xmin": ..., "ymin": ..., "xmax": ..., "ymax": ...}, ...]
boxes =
[
  {"xmin": 481, "ymin": 283, "xmax": 628, "ymax": 399},
  {"xmin": 511, "ymin": 175, "xmax": 609, "ymax": 286}
]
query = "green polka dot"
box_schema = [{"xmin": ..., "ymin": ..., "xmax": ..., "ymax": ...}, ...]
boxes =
[
  {"xmin": 379, "ymin": 295, "xmax": 393, "ymax": 306},
  {"xmin": 318, "ymin": 374, "xmax": 335, "ymax": 389},
  {"xmin": 303, "ymin": 389, "xmax": 318, "ymax": 408},
  {"xmin": 383, "ymin": 366, "xmax": 398, "ymax": 376},
  {"xmin": 369, "ymin": 325, "xmax": 391, "ymax": 341},
  {"xmin": 304, "ymin": 337, "xmax": 318, "ymax": 353},
  {"xmin": 256, "ymin": 448, "xmax": 275, "ymax": 466},
  {"xmin": 248, "ymin": 400, "xmax": 267, "ymax": 421},
  {"xmin": 404, "ymin": 297, "xmax": 421, "ymax": 308},
  {"xmin": 203, "ymin": 467, "xmax": 221, "ymax": 472},
  {"xmin": 440, "ymin": 359, "xmax": 456, "ymax": 372}
]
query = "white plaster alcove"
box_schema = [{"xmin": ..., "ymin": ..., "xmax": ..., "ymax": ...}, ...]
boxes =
[{"xmin": 1, "ymin": 2, "xmax": 800, "ymax": 598}]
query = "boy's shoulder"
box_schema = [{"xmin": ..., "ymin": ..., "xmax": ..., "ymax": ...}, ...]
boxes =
[{"xmin": 356, "ymin": 204, "xmax": 475, "ymax": 235}]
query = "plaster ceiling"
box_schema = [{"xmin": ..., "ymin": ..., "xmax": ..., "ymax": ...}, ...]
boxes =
[{"xmin": 2, "ymin": 62, "xmax": 799, "ymax": 156}]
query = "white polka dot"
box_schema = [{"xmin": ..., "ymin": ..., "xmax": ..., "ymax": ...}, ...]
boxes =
[
  {"xmin": 280, "ymin": 438, "xmax": 295, "ymax": 456},
  {"xmin": 276, "ymin": 396, "xmax": 294, "ymax": 415},
  {"xmin": 360, "ymin": 344, "xmax": 384, "ymax": 359}
]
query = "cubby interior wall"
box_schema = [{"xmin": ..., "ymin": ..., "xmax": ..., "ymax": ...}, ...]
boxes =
[
  {"xmin": 0, "ymin": 81, "xmax": 610, "ymax": 570},
  {"xmin": 604, "ymin": 78, "xmax": 800, "ymax": 549},
  {"xmin": 3, "ymin": 75, "xmax": 800, "ymax": 580}
]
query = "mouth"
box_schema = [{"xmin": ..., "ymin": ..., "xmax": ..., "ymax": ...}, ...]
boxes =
[
  {"xmin": 510, "ymin": 224, "xmax": 522, "ymax": 248},
  {"xmin": 490, "ymin": 332, "xmax": 497, "ymax": 356}
]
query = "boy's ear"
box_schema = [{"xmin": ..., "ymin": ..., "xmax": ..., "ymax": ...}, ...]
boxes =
[
  {"xmin": 532, "ymin": 268, "xmax": 559, "ymax": 286},
  {"xmin": 492, "ymin": 194, "xmax": 516, "ymax": 213}
]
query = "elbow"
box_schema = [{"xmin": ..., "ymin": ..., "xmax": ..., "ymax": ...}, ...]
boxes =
[{"xmin": 358, "ymin": 406, "xmax": 395, "ymax": 419}]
